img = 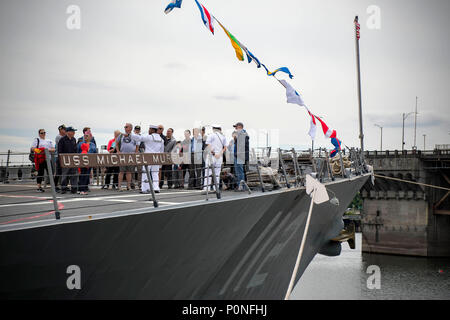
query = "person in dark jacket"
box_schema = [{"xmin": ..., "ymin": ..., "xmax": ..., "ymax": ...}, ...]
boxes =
[
  {"xmin": 77, "ymin": 134, "xmax": 97, "ymax": 195},
  {"xmin": 233, "ymin": 122, "xmax": 250, "ymax": 191},
  {"xmin": 160, "ymin": 128, "xmax": 176, "ymax": 189},
  {"xmin": 58, "ymin": 126, "xmax": 78, "ymax": 194},
  {"xmin": 54, "ymin": 124, "xmax": 66, "ymax": 191}
]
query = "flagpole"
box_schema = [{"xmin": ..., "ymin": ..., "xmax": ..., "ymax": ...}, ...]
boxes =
[{"xmin": 354, "ymin": 16, "xmax": 364, "ymax": 153}]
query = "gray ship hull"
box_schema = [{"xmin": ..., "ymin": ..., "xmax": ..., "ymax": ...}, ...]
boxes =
[{"xmin": 0, "ymin": 174, "xmax": 369, "ymax": 299}]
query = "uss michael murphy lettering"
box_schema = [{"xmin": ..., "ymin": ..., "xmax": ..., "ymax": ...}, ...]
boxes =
[{"xmin": 59, "ymin": 152, "xmax": 181, "ymax": 168}]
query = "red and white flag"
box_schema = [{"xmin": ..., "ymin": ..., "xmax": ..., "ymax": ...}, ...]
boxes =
[
  {"xmin": 314, "ymin": 115, "xmax": 337, "ymax": 139},
  {"xmin": 195, "ymin": 0, "xmax": 214, "ymax": 35},
  {"xmin": 308, "ymin": 111, "xmax": 317, "ymax": 140}
]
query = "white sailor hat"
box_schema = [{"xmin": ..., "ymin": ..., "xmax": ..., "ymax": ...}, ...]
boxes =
[
  {"xmin": 211, "ymin": 124, "xmax": 222, "ymax": 129},
  {"xmin": 149, "ymin": 125, "xmax": 158, "ymax": 129}
]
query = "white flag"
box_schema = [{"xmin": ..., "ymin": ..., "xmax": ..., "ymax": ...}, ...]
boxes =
[
  {"xmin": 305, "ymin": 174, "xmax": 329, "ymax": 204},
  {"xmin": 280, "ymin": 79, "xmax": 316, "ymax": 140},
  {"xmin": 279, "ymin": 79, "xmax": 306, "ymax": 107}
]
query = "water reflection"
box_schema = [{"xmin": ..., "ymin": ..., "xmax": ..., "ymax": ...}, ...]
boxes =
[{"xmin": 291, "ymin": 233, "xmax": 450, "ymax": 300}]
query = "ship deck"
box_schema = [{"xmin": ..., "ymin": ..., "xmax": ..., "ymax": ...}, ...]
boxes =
[{"xmin": 0, "ymin": 182, "xmax": 264, "ymax": 227}]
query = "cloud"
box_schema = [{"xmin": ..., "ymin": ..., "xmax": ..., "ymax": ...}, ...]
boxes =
[
  {"xmin": 0, "ymin": 134, "xmax": 34, "ymax": 152},
  {"xmin": 213, "ymin": 95, "xmax": 240, "ymax": 101},
  {"xmin": 52, "ymin": 78, "xmax": 123, "ymax": 91},
  {"xmin": 164, "ymin": 62, "xmax": 187, "ymax": 70},
  {"xmin": 366, "ymin": 112, "xmax": 448, "ymax": 128}
]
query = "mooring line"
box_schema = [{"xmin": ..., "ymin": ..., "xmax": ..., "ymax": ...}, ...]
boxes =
[{"xmin": 373, "ymin": 174, "xmax": 450, "ymax": 191}]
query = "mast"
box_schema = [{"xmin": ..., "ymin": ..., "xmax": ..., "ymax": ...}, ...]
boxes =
[{"xmin": 354, "ymin": 16, "xmax": 364, "ymax": 152}]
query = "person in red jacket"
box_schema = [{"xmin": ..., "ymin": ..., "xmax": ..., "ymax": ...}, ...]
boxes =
[
  {"xmin": 30, "ymin": 129, "xmax": 55, "ymax": 192},
  {"xmin": 102, "ymin": 130, "xmax": 120, "ymax": 190}
]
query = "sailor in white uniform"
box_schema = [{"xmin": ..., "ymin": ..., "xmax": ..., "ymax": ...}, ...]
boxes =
[
  {"xmin": 141, "ymin": 125, "xmax": 165, "ymax": 193},
  {"xmin": 203, "ymin": 125, "xmax": 227, "ymax": 192}
]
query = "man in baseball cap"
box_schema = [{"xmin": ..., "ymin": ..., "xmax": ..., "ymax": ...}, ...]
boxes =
[
  {"xmin": 65, "ymin": 126, "xmax": 77, "ymax": 132},
  {"xmin": 233, "ymin": 122, "xmax": 244, "ymax": 129},
  {"xmin": 58, "ymin": 126, "xmax": 78, "ymax": 194},
  {"xmin": 232, "ymin": 121, "xmax": 249, "ymax": 191},
  {"xmin": 54, "ymin": 125, "xmax": 67, "ymax": 190}
]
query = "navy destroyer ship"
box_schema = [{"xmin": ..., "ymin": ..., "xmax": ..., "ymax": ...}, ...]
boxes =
[{"xmin": 0, "ymin": 148, "xmax": 370, "ymax": 299}]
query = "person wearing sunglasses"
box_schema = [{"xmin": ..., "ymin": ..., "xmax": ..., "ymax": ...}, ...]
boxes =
[
  {"xmin": 30, "ymin": 129, "xmax": 55, "ymax": 192},
  {"xmin": 115, "ymin": 123, "xmax": 141, "ymax": 191}
]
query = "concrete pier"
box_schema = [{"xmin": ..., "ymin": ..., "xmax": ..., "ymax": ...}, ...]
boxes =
[{"xmin": 360, "ymin": 148, "xmax": 450, "ymax": 257}]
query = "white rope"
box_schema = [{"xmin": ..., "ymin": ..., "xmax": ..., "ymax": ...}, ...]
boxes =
[
  {"xmin": 373, "ymin": 174, "xmax": 450, "ymax": 191},
  {"xmin": 284, "ymin": 187, "xmax": 316, "ymax": 300}
]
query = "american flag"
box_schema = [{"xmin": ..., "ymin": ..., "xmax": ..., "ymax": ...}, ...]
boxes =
[{"xmin": 354, "ymin": 16, "xmax": 361, "ymax": 40}]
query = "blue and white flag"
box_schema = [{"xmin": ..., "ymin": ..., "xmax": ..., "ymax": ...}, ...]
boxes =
[
  {"xmin": 164, "ymin": 0, "xmax": 182, "ymax": 14},
  {"xmin": 262, "ymin": 65, "xmax": 294, "ymax": 79},
  {"xmin": 241, "ymin": 46, "xmax": 262, "ymax": 68},
  {"xmin": 266, "ymin": 66, "xmax": 294, "ymax": 79}
]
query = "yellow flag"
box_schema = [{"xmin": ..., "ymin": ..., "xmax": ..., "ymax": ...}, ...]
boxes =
[{"xmin": 218, "ymin": 21, "xmax": 244, "ymax": 61}]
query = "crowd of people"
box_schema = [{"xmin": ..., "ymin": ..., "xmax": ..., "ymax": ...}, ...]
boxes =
[{"xmin": 30, "ymin": 122, "xmax": 250, "ymax": 195}]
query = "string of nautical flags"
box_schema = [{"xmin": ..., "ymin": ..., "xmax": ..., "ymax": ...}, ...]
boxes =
[{"xmin": 164, "ymin": 0, "xmax": 343, "ymax": 157}]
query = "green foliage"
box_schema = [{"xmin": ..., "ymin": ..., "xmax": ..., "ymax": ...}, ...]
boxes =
[{"xmin": 350, "ymin": 192, "xmax": 363, "ymax": 210}]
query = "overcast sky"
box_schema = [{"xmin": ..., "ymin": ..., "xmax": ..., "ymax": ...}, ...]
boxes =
[{"xmin": 0, "ymin": 0, "xmax": 449, "ymax": 153}]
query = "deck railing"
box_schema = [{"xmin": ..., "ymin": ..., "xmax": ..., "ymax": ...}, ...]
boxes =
[{"xmin": 0, "ymin": 147, "xmax": 368, "ymax": 224}]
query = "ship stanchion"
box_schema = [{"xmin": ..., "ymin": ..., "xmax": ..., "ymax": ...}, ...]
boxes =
[
  {"xmin": 353, "ymin": 148, "xmax": 362, "ymax": 176},
  {"xmin": 144, "ymin": 165, "xmax": 158, "ymax": 208},
  {"xmin": 310, "ymin": 151, "xmax": 317, "ymax": 173},
  {"xmin": 252, "ymin": 148, "xmax": 265, "ymax": 192},
  {"xmin": 360, "ymin": 149, "xmax": 368, "ymax": 173},
  {"xmin": 338, "ymin": 149, "xmax": 347, "ymax": 178},
  {"xmin": 317, "ymin": 156, "xmax": 326, "ymax": 183},
  {"xmin": 292, "ymin": 148, "xmax": 304, "ymax": 186},
  {"xmin": 278, "ymin": 148, "xmax": 290, "ymax": 188},
  {"xmin": 256, "ymin": 164, "xmax": 265, "ymax": 192},
  {"xmin": 326, "ymin": 151, "xmax": 335, "ymax": 181},
  {"xmin": 44, "ymin": 149, "xmax": 60, "ymax": 220},
  {"xmin": 204, "ymin": 160, "xmax": 210, "ymax": 200},
  {"xmin": 291, "ymin": 148, "xmax": 299, "ymax": 187},
  {"xmin": 4, "ymin": 149, "xmax": 11, "ymax": 184}
]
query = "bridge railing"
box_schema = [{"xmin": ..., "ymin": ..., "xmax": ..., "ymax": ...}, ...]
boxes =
[{"xmin": 365, "ymin": 149, "xmax": 450, "ymax": 157}]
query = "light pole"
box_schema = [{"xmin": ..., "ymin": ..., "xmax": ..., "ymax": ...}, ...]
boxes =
[
  {"xmin": 423, "ymin": 134, "xmax": 426, "ymax": 150},
  {"xmin": 374, "ymin": 124, "xmax": 383, "ymax": 151},
  {"xmin": 402, "ymin": 112, "xmax": 414, "ymax": 151},
  {"xmin": 413, "ymin": 96, "xmax": 418, "ymax": 150}
]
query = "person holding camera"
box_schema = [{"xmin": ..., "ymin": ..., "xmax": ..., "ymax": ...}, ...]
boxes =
[{"xmin": 30, "ymin": 129, "xmax": 55, "ymax": 192}]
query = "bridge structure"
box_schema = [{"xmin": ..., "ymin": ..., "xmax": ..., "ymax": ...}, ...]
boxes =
[{"xmin": 360, "ymin": 147, "xmax": 450, "ymax": 256}]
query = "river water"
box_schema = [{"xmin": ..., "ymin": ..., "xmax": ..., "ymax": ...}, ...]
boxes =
[{"xmin": 291, "ymin": 233, "xmax": 450, "ymax": 300}]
